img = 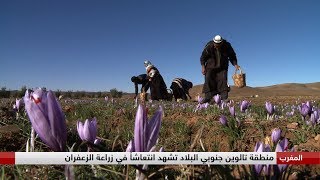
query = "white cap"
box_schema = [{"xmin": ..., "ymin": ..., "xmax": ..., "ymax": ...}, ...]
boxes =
[
  {"xmin": 213, "ymin": 35, "xmax": 223, "ymax": 43},
  {"xmin": 146, "ymin": 64, "xmax": 154, "ymax": 71},
  {"xmin": 144, "ymin": 60, "xmax": 152, "ymax": 67}
]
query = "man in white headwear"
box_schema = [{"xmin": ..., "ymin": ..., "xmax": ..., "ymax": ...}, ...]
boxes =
[
  {"xmin": 200, "ymin": 35, "xmax": 240, "ymax": 103},
  {"xmin": 144, "ymin": 60, "xmax": 169, "ymax": 101}
]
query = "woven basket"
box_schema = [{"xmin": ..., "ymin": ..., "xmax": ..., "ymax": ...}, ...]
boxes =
[{"xmin": 232, "ymin": 68, "xmax": 246, "ymax": 88}]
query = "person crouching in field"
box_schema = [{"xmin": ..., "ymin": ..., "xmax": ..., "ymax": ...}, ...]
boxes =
[
  {"xmin": 144, "ymin": 60, "xmax": 170, "ymax": 101},
  {"xmin": 170, "ymin": 78, "xmax": 193, "ymax": 101},
  {"xmin": 131, "ymin": 74, "xmax": 150, "ymax": 99}
]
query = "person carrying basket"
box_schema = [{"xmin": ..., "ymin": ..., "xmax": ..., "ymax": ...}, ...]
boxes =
[{"xmin": 200, "ymin": 35, "xmax": 241, "ymax": 103}]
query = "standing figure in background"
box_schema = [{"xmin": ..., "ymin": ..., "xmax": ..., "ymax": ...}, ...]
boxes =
[
  {"xmin": 170, "ymin": 78, "xmax": 193, "ymax": 101},
  {"xmin": 131, "ymin": 74, "xmax": 150, "ymax": 99},
  {"xmin": 144, "ymin": 60, "xmax": 169, "ymax": 101},
  {"xmin": 200, "ymin": 35, "xmax": 240, "ymax": 103}
]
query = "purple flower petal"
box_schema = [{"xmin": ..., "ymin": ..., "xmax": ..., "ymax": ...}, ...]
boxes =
[
  {"xmin": 77, "ymin": 118, "xmax": 98, "ymax": 143},
  {"xmin": 146, "ymin": 106, "xmax": 163, "ymax": 151},
  {"xmin": 271, "ymin": 128, "xmax": 281, "ymax": 143},
  {"xmin": 229, "ymin": 106, "xmax": 235, "ymax": 117},
  {"xmin": 133, "ymin": 105, "xmax": 147, "ymax": 152},
  {"xmin": 265, "ymin": 101, "xmax": 274, "ymax": 115},
  {"xmin": 219, "ymin": 115, "xmax": 228, "ymax": 126},
  {"xmin": 24, "ymin": 89, "xmax": 66, "ymax": 152}
]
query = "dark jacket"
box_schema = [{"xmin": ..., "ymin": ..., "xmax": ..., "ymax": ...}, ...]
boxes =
[
  {"xmin": 134, "ymin": 74, "xmax": 148, "ymax": 84},
  {"xmin": 146, "ymin": 66, "xmax": 169, "ymax": 100},
  {"xmin": 133, "ymin": 74, "xmax": 149, "ymax": 96},
  {"xmin": 170, "ymin": 78, "xmax": 193, "ymax": 92},
  {"xmin": 170, "ymin": 78, "xmax": 193, "ymax": 101},
  {"xmin": 200, "ymin": 40, "xmax": 238, "ymax": 70}
]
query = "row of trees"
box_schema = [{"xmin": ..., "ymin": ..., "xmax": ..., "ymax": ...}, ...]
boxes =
[{"xmin": 0, "ymin": 86, "xmax": 124, "ymax": 99}]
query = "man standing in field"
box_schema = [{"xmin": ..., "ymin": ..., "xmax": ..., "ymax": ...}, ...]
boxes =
[{"xmin": 200, "ymin": 35, "xmax": 240, "ymax": 103}]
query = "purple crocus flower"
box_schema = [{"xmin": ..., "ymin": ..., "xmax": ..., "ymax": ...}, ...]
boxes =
[
  {"xmin": 265, "ymin": 101, "xmax": 275, "ymax": 115},
  {"xmin": 229, "ymin": 105, "xmax": 235, "ymax": 117},
  {"xmin": 126, "ymin": 140, "xmax": 133, "ymax": 152},
  {"xmin": 254, "ymin": 142, "xmax": 264, "ymax": 175},
  {"xmin": 306, "ymin": 101, "xmax": 312, "ymax": 113},
  {"xmin": 77, "ymin": 118, "xmax": 98, "ymax": 143},
  {"xmin": 275, "ymin": 138, "xmax": 291, "ymax": 173},
  {"xmin": 220, "ymin": 101, "xmax": 227, "ymax": 110},
  {"xmin": 310, "ymin": 110, "xmax": 319, "ymax": 125},
  {"xmin": 213, "ymin": 94, "xmax": 221, "ymax": 105},
  {"xmin": 24, "ymin": 89, "xmax": 67, "ymax": 152},
  {"xmin": 159, "ymin": 147, "xmax": 164, "ymax": 152},
  {"xmin": 127, "ymin": 104, "xmax": 163, "ymax": 152},
  {"xmin": 286, "ymin": 110, "xmax": 294, "ymax": 117},
  {"xmin": 299, "ymin": 103, "xmax": 310, "ymax": 119},
  {"xmin": 240, "ymin": 100, "xmax": 250, "ymax": 113},
  {"xmin": 13, "ymin": 104, "xmax": 17, "ymax": 111},
  {"xmin": 309, "ymin": 112, "xmax": 317, "ymax": 126},
  {"xmin": 219, "ymin": 115, "xmax": 228, "ymax": 126},
  {"xmin": 263, "ymin": 144, "xmax": 271, "ymax": 176},
  {"xmin": 15, "ymin": 98, "xmax": 24, "ymax": 111},
  {"xmin": 254, "ymin": 142, "xmax": 271, "ymax": 176},
  {"xmin": 94, "ymin": 138, "xmax": 101, "ymax": 145},
  {"xmin": 271, "ymin": 128, "xmax": 281, "ymax": 143},
  {"xmin": 197, "ymin": 95, "xmax": 203, "ymax": 103},
  {"xmin": 195, "ymin": 103, "xmax": 209, "ymax": 112}
]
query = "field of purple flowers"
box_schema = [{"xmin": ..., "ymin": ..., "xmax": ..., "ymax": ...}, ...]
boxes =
[{"xmin": 0, "ymin": 88, "xmax": 319, "ymax": 179}]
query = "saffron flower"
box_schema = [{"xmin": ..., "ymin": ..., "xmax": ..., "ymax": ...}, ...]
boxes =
[
  {"xmin": 127, "ymin": 104, "xmax": 163, "ymax": 152},
  {"xmin": 265, "ymin": 101, "xmax": 275, "ymax": 115},
  {"xmin": 196, "ymin": 95, "xmax": 203, "ymax": 103},
  {"xmin": 253, "ymin": 141, "xmax": 271, "ymax": 176},
  {"xmin": 77, "ymin": 118, "xmax": 98, "ymax": 143},
  {"xmin": 126, "ymin": 104, "xmax": 163, "ymax": 180},
  {"xmin": 271, "ymin": 128, "xmax": 281, "ymax": 144},
  {"xmin": 220, "ymin": 101, "xmax": 227, "ymax": 110},
  {"xmin": 213, "ymin": 94, "xmax": 221, "ymax": 105},
  {"xmin": 299, "ymin": 102, "xmax": 312, "ymax": 119},
  {"xmin": 275, "ymin": 138, "xmax": 291, "ymax": 173},
  {"xmin": 15, "ymin": 98, "xmax": 24, "ymax": 111},
  {"xmin": 309, "ymin": 110, "xmax": 319, "ymax": 126},
  {"xmin": 194, "ymin": 103, "xmax": 209, "ymax": 112},
  {"xmin": 240, "ymin": 100, "xmax": 250, "ymax": 113},
  {"xmin": 219, "ymin": 115, "xmax": 228, "ymax": 126},
  {"xmin": 24, "ymin": 89, "xmax": 67, "ymax": 152},
  {"xmin": 254, "ymin": 142, "xmax": 270, "ymax": 175},
  {"xmin": 229, "ymin": 105, "xmax": 235, "ymax": 117},
  {"xmin": 286, "ymin": 110, "xmax": 294, "ymax": 117}
]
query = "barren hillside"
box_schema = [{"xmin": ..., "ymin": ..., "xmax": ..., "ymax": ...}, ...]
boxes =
[{"xmin": 189, "ymin": 82, "xmax": 320, "ymax": 98}]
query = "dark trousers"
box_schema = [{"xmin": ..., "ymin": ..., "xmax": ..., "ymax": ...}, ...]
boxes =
[
  {"xmin": 141, "ymin": 82, "xmax": 150, "ymax": 93},
  {"xmin": 150, "ymin": 74, "xmax": 169, "ymax": 100},
  {"xmin": 170, "ymin": 83, "xmax": 188, "ymax": 101},
  {"xmin": 202, "ymin": 68, "xmax": 229, "ymax": 100}
]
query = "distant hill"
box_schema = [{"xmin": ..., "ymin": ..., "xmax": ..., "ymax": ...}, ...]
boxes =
[{"xmin": 189, "ymin": 82, "xmax": 320, "ymax": 98}]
